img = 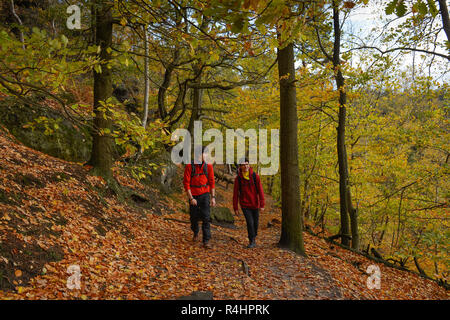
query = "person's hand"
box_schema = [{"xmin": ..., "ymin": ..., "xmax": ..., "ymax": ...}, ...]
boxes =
[
  {"xmin": 234, "ymin": 210, "xmax": 239, "ymax": 216},
  {"xmin": 211, "ymin": 197, "xmax": 216, "ymax": 207},
  {"xmin": 260, "ymin": 207, "xmax": 265, "ymax": 212},
  {"xmin": 190, "ymin": 198, "xmax": 197, "ymax": 206}
]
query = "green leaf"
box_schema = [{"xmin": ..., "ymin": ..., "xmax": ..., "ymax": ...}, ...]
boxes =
[
  {"xmin": 231, "ymin": 16, "xmax": 244, "ymax": 33},
  {"xmin": 385, "ymin": 0, "xmax": 398, "ymax": 15},
  {"xmin": 61, "ymin": 35, "xmax": 68, "ymax": 46},
  {"xmin": 427, "ymin": 0, "xmax": 439, "ymax": 17},
  {"xmin": 417, "ymin": 1, "xmax": 428, "ymax": 15},
  {"xmin": 395, "ymin": 1, "xmax": 407, "ymax": 17},
  {"xmin": 94, "ymin": 64, "xmax": 102, "ymax": 74}
]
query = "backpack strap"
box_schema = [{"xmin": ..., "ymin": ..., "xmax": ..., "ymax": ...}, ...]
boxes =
[
  {"xmin": 203, "ymin": 162, "xmax": 208, "ymax": 179},
  {"xmin": 238, "ymin": 175, "xmax": 242, "ymax": 195},
  {"xmin": 190, "ymin": 162, "xmax": 209, "ymax": 188}
]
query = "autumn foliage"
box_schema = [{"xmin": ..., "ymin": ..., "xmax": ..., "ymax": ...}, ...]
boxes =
[{"xmin": 0, "ymin": 129, "xmax": 447, "ymax": 300}]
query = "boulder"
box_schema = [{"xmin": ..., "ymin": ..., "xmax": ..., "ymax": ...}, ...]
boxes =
[
  {"xmin": 144, "ymin": 151, "xmax": 181, "ymax": 194},
  {"xmin": 210, "ymin": 206, "xmax": 234, "ymax": 224}
]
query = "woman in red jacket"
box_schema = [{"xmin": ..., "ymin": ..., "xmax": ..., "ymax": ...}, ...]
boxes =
[{"xmin": 233, "ymin": 158, "xmax": 265, "ymax": 248}]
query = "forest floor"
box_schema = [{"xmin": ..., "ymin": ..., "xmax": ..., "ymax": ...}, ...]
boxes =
[{"xmin": 0, "ymin": 128, "xmax": 448, "ymax": 300}]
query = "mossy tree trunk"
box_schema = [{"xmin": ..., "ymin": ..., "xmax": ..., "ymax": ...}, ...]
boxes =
[{"xmin": 88, "ymin": 0, "xmax": 114, "ymax": 180}]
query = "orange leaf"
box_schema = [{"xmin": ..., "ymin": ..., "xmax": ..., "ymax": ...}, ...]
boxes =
[{"xmin": 343, "ymin": 1, "xmax": 356, "ymax": 8}]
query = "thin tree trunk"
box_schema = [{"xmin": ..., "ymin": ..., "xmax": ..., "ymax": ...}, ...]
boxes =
[
  {"xmin": 413, "ymin": 257, "xmax": 428, "ymax": 277},
  {"xmin": 332, "ymin": 0, "xmax": 358, "ymax": 249},
  {"xmin": 394, "ymin": 188, "xmax": 405, "ymax": 248},
  {"xmin": 88, "ymin": 0, "xmax": 114, "ymax": 179},
  {"xmin": 268, "ymin": 175, "xmax": 274, "ymax": 195},
  {"xmin": 378, "ymin": 215, "xmax": 389, "ymax": 246},
  {"xmin": 277, "ymin": 41, "xmax": 305, "ymax": 256},
  {"xmin": 302, "ymin": 178, "xmax": 309, "ymax": 221},
  {"xmin": 10, "ymin": 0, "xmax": 25, "ymax": 49},
  {"xmin": 142, "ymin": 25, "xmax": 150, "ymax": 128}
]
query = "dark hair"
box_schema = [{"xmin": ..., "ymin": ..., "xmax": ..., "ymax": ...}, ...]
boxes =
[{"xmin": 238, "ymin": 157, "xmax": 249, "ymax": 164}]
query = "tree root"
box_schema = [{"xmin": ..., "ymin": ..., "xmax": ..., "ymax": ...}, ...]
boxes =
[{"xmin": 305, "ymin": 228, "xmax": 449, "ymax": 290}]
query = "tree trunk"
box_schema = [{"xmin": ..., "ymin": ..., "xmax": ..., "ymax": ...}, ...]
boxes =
[
  {"xmin": 437, "ymin": 0, "xmax": 450, "ymax": 45},
  {"xmin": 88, "ymin": 0, "xmax": 114, "ymax": 180},
  {"xmin": 9, "ymin": 0, "xmax": 25, "ymax": 49},
  {"xmin": 187, "ymin": 15, "xmax": 209, "ymax": 135},
  {"xmin": 277, "ymin": 41, "xmax": 305, "ymax": 256},
  {"xmin": 332, "ymin": 0, "xmax": 359, "ymax": 249},
  {"xmin": 142, "ymin": 24, "xmax": 150, "ymax": 128},
  {"xmin": 187, "ymin": 69, "xmax": 203, "ymax": 135},
  {"xmin": 413, "ymin": 257, "xmax": 428, "ymax": 277},
  {"xmin": 268, "ymin": 175, "xmax": 274, "ymax": 195},
  {"xmin": 157, "ymin": 59, "xmax": 176, "ymax": 120}
]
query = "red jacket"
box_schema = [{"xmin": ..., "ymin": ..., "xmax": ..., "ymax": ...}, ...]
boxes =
[
  {"xmin": 183, "ymin": 163, "xmax": 215, "ymax": 196},
  {"xmin": 233, "ymin": 167, "xmax": 265, "ymax": 211}
]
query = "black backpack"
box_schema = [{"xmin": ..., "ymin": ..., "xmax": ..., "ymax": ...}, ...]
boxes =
[
  {"xmin": 190, "ymin": 161, "xmax": 209, "ymax": 188},
  {"xmin": 237, "ymin": 170, "xmax": 257, "ymax": 195}
]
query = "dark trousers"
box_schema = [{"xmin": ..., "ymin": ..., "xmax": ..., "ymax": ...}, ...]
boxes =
[
  {"xmin": 189, "ymin": 192, "xmax": 211, "ymax": 243},
  {"xmin": 242, "ymin": 208, "xmax": 259, "ymax": 242}
]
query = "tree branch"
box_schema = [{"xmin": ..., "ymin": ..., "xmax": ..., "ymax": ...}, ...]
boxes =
[{"xmin": 344, "ymin": 45, "xmax": 449, "ymax": 61}]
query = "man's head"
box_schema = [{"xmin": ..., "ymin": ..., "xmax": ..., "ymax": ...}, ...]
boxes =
[
  {"xmin": 202, "ymin": 146, "xmax": 209, "ymax": 163},
  {"xmin": 193, "ymin": 145, "xmax": 209, "ymax": 163}
]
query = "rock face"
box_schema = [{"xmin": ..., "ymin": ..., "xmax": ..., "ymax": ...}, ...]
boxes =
[
  {"xmin": 145, "ymin": 151, "xmax": 181, "ymax": 194},
  {"xmin": 210, "ymin": 206, "xmax": 234, "ymax": 224},
  {"xmin": 159, "ymin": 162, "xmax": 179, "ymax": 194},
  {"xmin": 0, "ymin": 96, "xmax": 91, "ymax": 162}
]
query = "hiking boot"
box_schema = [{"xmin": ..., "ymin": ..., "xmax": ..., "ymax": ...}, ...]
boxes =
[
  {"xmin": 193, "ymin": 233, "xmax": 199, "ymax": 242},
  {"xmin": 203, "ymin": 241, "xmax": 211, "ymax": 249},
  {"xmin": 247, "ymin": 240, "xmax": 256, "ymax": 248}
]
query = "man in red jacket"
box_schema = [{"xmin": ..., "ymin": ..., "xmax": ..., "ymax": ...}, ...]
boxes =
[
  {"xmin": 183, "ymin": 146, "xmax": 216, "ymax": 248},
  {"xmin": 233, "ymin": 158, "xmax": 265, "ymax": 248}
]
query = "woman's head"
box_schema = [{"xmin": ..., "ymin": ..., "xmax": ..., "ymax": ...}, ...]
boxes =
[{"xmin": 239, "ymin": 157, "xmax": 250, "ymax": 172}]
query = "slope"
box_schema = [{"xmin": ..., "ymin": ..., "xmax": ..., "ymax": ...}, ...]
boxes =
[{"xmin": 0, "ymin": 128, "xmax": 448, "ymax": 300}]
